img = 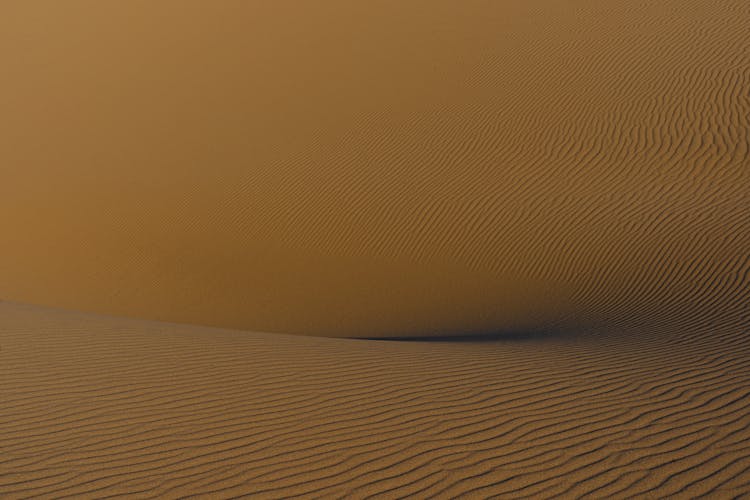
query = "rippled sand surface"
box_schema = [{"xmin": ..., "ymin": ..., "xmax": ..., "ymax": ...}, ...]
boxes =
[
  {"xmin": 1, "ymin": 0, "xmax": 748, "ymax": 497},
  {"xmin": 2, "ymin": 303, "xmax": 749, "ymax": 498},
  {"xmin": 1, "ymin": 0, "xmax": 747, "ymax": 336}
]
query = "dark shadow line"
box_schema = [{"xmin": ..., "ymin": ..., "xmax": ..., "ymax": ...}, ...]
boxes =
[{"xmin": 355, "ymin": 329, "xmax": 568, "ymax": 343}]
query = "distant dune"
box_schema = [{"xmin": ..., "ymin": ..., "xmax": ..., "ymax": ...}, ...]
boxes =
[
  {"xmin": 2, "ymin": 302, "xmax": 749, "ymax": 498},
  {"xmin": 1, "ymin": 0, "xmax": 747, "ymax": 336},
  {"xmin": 1, "ymin": 0, "xmax": 749, "ymax": 497}
]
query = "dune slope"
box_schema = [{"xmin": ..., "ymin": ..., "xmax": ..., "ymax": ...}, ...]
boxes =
[
  {"xmin": 2, "ymin": 302, "xmax": 750, "ymax": 498},
  {"xmin": 1, "ymin": 0, "xmax": 749, "ymax": 495},
  {"xmin": 0, "ymin": 0, "xmax": 748, "ymax": 336}
]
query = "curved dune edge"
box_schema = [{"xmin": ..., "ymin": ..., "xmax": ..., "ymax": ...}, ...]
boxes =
[
  {"xmin": 1, "ymin": 0, "xmax": 748, "ymax": 337},
  {"xmin": 2, "ymin": 302, "xmax": 750, "ymax": 498}
]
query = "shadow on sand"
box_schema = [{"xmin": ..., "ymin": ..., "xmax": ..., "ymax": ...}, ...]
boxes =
[{"xmin": 358, "ymin": 329, "xmax": 573, "ymax": 343}]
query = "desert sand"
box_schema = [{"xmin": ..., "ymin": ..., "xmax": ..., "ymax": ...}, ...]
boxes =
[
  {"xmin": 2, "ymin": 303, "xmax": 750, "ymax": 498},
  {"xmin": 1, "ymin": 0, "xmax": 749, "ymax": 497}
]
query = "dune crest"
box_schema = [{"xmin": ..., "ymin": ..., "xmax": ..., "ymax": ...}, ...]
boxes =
[
  {"xmin": 0, "ymin": 0, "xmax": 747, "ymax": 336},
  {"xmin": 2, "ymin": 1, "xmax": 750, "ymax": 495}
]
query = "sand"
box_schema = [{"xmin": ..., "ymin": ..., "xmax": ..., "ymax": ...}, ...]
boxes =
[
  {"xmin": 1, "ymin": 302, "xmax": 750, "ymax": 498},
  {"xmin": 1, "ymin": 0, "xmax": 749, "ymax": 497},
  {"xmin": 1, "ymin": 0, "xmax": 747, "ymax": 336}
]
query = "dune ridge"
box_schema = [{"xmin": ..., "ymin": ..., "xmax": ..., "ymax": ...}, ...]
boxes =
[
  {"xmin": 0, "ymin": 0, "xmax": 748, "ymax": 336},
  {"xmin": 2, "ymin": 0, "xmax": 750, "ymax": 497},
  {"xmin": 1, "ymin": 302, "xmax": 750, "ymax": 498}
]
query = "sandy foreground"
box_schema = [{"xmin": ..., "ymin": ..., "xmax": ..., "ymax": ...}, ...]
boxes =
[
  {"xmin": 1, "ymin": 302, "xmax": 749, "ymax": 498},
  {"xmin": 1, "ymin": 0, "xmax": 749, "ymax": 497}
]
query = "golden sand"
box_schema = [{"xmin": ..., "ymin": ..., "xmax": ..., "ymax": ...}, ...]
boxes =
[
  {"xmin": 1, "ymin": 0, "xmax": 748, "ymax": 497},
  {"xmin": 2, "ymin": 302, "xmax": 749, "ymax": 497},
  {"xmin": 1, "ymin": 0, "xmax": 747, "ymax": 336}
]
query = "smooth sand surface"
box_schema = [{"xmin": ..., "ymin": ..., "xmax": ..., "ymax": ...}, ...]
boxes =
[
  {"xmin": 1, "ymin": 302, "xmax": 750, "ymax": 498},
  {"xmin": 1, "ymin": 0, "xmax": 749, "ymax": 497},
  {"xmin": 1, "ymin": 0, "xmax": 747, "ymax": 336}
]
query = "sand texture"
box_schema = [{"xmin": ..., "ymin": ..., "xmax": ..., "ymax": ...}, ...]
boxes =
[
  {"xmin": 1, "ymin": 0, "xmax": 749, "ymax": 497},
  {"xmin": 1, "ymin": 0, "xmax": 748, "ymax": 336},
  {"xmin": 1, "ymin": 302, "xmax": 750, "ymax": 498}
]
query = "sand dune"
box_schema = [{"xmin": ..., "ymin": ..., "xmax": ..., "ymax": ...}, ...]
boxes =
[
  {"xmin": 0, "ymin": 0, "xmax": 747, "ymax": 336},
  {"xmin": 2, "ymin": 0, "xmax": 749, "ymax": 497},
  {"xmin": 1, "ymin": 302, "xmax": 750, "ymax": 498}
]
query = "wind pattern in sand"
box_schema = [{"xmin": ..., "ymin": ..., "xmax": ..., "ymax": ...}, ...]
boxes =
[
  {"xmin": 2, "ymin": 303, "xmax": 750, "ymax": 498},
  {"xmin": 1, "ymin": 0, "xmax": 749, "ymax": 498},
  {"xmin": 0, "ymin": 0, "xmax": 747, "ymax": 336}
]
